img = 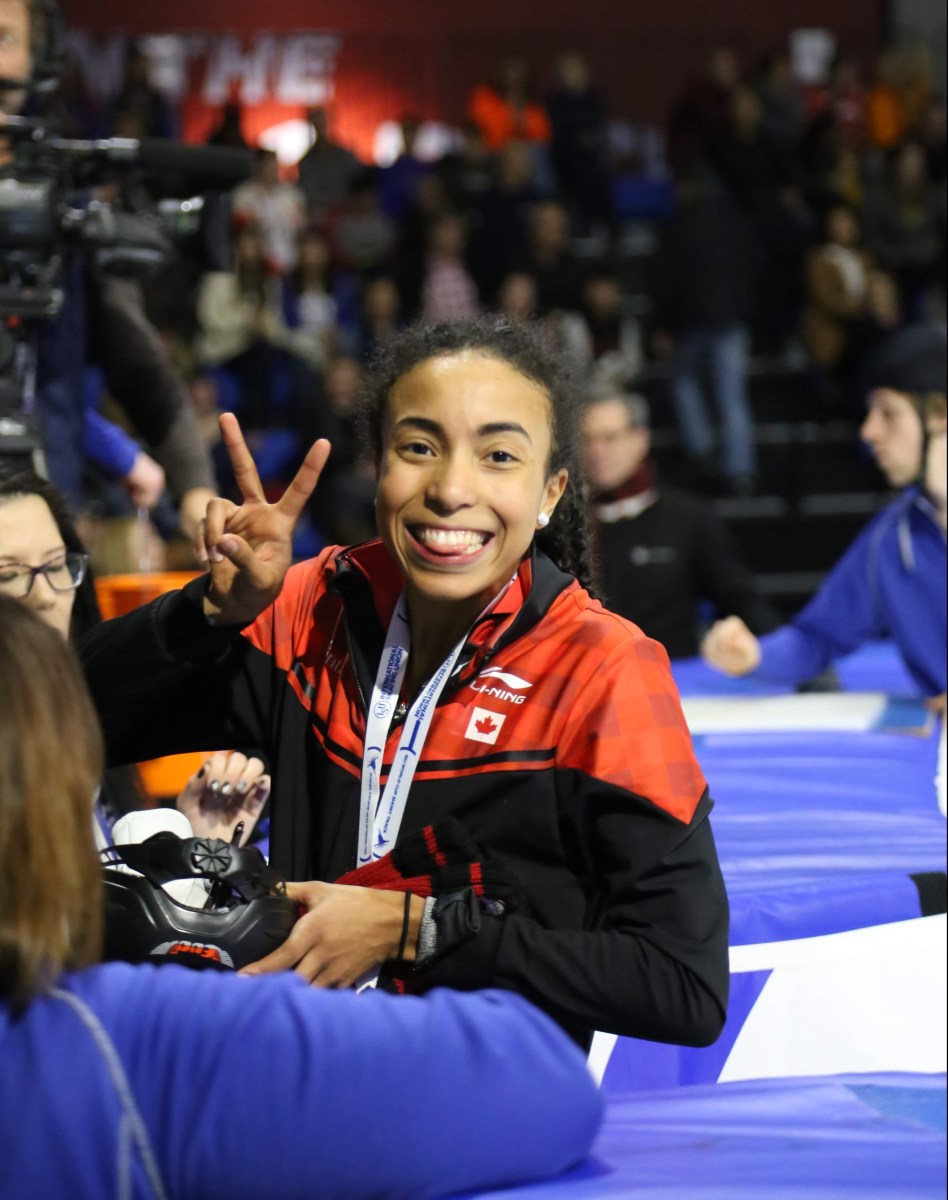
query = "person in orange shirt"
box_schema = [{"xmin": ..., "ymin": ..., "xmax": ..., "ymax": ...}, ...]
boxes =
[{"xmin": 468, "ymin": 54, "xmax": 552, "ymax": 152}]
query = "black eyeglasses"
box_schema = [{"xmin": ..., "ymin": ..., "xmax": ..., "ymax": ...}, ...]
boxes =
[{"xmin": 0, "ymin": 553, "xmax": 90, "ymax": 599}]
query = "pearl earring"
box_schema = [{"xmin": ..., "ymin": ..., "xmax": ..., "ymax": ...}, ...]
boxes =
[{"xmin": 536, "ymin": 512, "xmax": 550, "ymax": 528}]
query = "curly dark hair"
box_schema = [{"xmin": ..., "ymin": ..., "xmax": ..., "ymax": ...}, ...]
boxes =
[{"xmin": 357, "ymin": 318, "xmax": 599, "ymax": 593}]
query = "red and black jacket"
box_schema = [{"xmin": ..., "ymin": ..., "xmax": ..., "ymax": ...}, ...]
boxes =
[{"xmin": 82, "ymin": 541, "xmax": 729, "ymax": 1049}]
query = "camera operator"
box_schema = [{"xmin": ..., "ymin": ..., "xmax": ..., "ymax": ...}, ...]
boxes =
[{"xmin": 0, "ymin": 0, "xmax": 217, "ymax": 541}]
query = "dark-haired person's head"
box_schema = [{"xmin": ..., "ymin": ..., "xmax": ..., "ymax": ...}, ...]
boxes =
[
  {"xmin": 581, "ymin": 265, "xmax": 621, "ymax": 319},
  {"xmin": 0, "ymin": 467, "xmax": 96, "ymax": 640},
  {"xmin": 0, "ymin": 596, "xmax": 103, "ymax": 1008},
  {"xmin": 859, "ymin": 322, "xmax": 947, "ymax": 489},
  {"xmin": 825, "ymin": 203, "xmax": 861, "ymax": 248},
  {"xmin": 357, "ymin": 318, "xmax": 596, "ymax": 595}
]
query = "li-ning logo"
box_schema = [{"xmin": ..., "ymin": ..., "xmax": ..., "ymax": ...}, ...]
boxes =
[
  {"xmin": 151, "ymin": 940, "xmax": 234, "ymax": 968},
  {"xmin": 469, "ymin": 666, "xmax": 532, "ymax": 705}
]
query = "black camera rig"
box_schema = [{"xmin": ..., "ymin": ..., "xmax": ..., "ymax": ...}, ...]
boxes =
[{"xmin": 0, "ymin": 110, "xmax": 252, "ymax": 468}]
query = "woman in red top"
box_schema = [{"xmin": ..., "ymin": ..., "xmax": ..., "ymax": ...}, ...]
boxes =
[{"xmin": 469, "ymin": 55, "xmax": 552, "ymax": 151}]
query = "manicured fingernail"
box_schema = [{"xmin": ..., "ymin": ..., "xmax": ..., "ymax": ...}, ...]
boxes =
[
  {"xmin": 209, "ymin": 780, "xmax": 221, "ymax": 794},
  {"xmin": 209, "ymin": 546, "xmax": 224, "ymax": 563},
  {"xmin": 219, "ymin": 538, "xmax": 237, "ymax": 557},
  {"xmin": 220, "ymin": 782, "xmax": 233, "ymax": 796},
  {"xmin": 197, "ymin": 766, "xmax": 205, "ymax": 779},
  {"xmin": 236, "ymin": 780, "xmax": 249, "ymax": 795}
]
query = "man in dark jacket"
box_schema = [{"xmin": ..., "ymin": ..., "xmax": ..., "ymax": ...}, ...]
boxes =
[
  {"xmin": 582, "ymin": 387, "xmax": 778, "ymax": 658},
  {"xmin": 652, "ymin": 174, "xmax": 759, "ymax": 495}
]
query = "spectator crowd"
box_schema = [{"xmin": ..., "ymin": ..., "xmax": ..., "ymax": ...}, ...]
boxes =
[{"xmin": 58, "ymin": 38, "xmax": 947, "ymax": 553}]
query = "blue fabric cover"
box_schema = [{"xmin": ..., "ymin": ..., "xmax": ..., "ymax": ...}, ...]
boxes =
[{"xmin": 463, "ymin": 1073, "xmax": 947, "ymax": 1199}]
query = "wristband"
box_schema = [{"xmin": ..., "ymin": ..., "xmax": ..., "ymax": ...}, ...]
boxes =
[{"xmin": 414, "ymin": 896, "xmax": 439, "ymax": 967}]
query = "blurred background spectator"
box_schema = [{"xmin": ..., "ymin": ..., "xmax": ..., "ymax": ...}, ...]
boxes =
[
  {"xmin": 468, "ymin": 54, "xmax": 552, "ymax": 154},
  {"xmin": 297, "ymin": 107, "xmax": 363, "ymax": 226},
  {"xmin": 582, "ymin": 389, "xmax": 779, "ymax": 658},
  {"xmin": 232, "ymin": 150, "xmax": 307, "ymax": 275},
  {"xmin": 651, "ymin": 172, "xmax": 758, "ymax": 495}
]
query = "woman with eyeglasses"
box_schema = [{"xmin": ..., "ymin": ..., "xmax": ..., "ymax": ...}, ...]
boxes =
[
  {"xmin": 0, "ymin": 468, "xmax": 93, "ymax": 640},
  {"xmin": 0, "ymin": 467, "xmax": 271, "ymax": 837}
]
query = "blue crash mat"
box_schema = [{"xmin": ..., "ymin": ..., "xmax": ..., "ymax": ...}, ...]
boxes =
[
  {"xmin": 463, "ymin": 1073, "xmax": 947, "ymax": 1200},
  {"xmin": 699, "ymin": 728, "xmax": 945, "ymax": 945},
  {"xmin": 598, "ymin": 691, "xmax": 945, "ymax": 1094}
]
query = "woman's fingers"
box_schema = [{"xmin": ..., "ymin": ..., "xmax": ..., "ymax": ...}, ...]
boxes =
[
  {"xmin": 219, "ymin": 412, "xmax": 267, "ymax": 503},
  {"xmin": 233, "ymin": 755, "xmax": 265, "ymax": 795},
  {"xmin": 277, "ymin": 438, "xmax": 332, "ymax": 521},
  {"xmin": 203, "ymin": 497, "xmax": 238, "ymax": 563},
  {"xmin": 211, "ymin": 531, "xmax": 262, "ymax": 578},
  {"xmin": 240, "ymin": 911, "xmax": 317, "ymax": 976},
  {"xmin": 193, "ymin": 517, "xmax": 208, "ymax": 565},
  {"xmin": 214, "ymin": 751, "xmax": 248, "ymax": 797},
  {"xmin": 244, "ymin": 774, "xmax": 270, "ymax": 812},
  {"xmin": 198, "ymin": 751, "xmax": 228, "ymax": 789}
]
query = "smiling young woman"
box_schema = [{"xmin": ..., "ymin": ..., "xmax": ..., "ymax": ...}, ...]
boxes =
[{"xmin": 82, "ymin": 318, "xmax": 729, "ymax": 1053}]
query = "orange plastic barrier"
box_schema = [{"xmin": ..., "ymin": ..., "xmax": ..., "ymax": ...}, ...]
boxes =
[
  {"xmin": 94, "ymin": 571, "xmax": 201, "ymax": 620},
  {"xmin": 95, "ymin": 572, "xmax": 211, "ymax": 798}
]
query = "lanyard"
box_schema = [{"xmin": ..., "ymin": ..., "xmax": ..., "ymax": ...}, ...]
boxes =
[{"xmin": 357, "ymin": 586, "xmax": 509, "ymax": 866}]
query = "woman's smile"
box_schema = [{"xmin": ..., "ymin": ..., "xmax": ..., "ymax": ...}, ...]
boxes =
[{"xmin": 408, "ymin": 525, "xmax": 493, "ymax": 562}]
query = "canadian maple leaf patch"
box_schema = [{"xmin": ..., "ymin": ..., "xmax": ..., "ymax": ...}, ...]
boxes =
[{"xmin": 465, "ymin": 707, "xmax": 506, "ymax": 744}]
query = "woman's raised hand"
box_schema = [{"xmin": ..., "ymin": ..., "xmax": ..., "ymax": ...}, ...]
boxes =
[
  {"xmin": 199, "ymin": 413, "xmax": 330, "ymax": 626},
  {"xmin": 175, "ymin": 751, "xmax": 270, "ymax": 847}
]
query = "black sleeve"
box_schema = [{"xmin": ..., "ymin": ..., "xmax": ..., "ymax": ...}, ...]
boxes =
[
  {"xmin": 692, "ymin": 502, "xmax": 781, "ymax": 634},
  {"xmin": 80, "ymin": 577, "xmax": 272, "ymax": 765},
  {"xmin": 420, "ymin": 783, "xmax": 729, "ymax": 1049}
]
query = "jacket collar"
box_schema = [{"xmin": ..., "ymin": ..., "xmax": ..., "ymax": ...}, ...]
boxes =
[
  {"xmin": 327, "ymin": 538, "xmax": 576, "ymax": 705},
  {"xmin": 894, "ymin": 485, "xmax": 947, "ymax": 572}
]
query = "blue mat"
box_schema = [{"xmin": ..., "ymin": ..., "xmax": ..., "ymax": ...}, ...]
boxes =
[
  {"xmin": 463, "ymin": 1073, "xmax": 947, "ymax": 1200},
  {"xmin": 601, "ymin": 640, "xmax": 946, "ymax": 1093},
  {"xmin": 702, "ymin": 729, "xmax": 945, "ymax": 943}
]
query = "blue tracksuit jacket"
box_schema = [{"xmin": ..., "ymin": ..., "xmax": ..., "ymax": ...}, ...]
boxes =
[{"xmin": 754, "ymin": 487, "xmax": 946, "ymax": 697}]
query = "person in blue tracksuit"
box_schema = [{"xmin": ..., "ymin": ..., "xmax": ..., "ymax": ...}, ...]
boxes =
[
  {"xmin": 702, "ymin": 322, "xmax": 947, "ymax": 706},
  {"xmin": 0, "ymin": 597, "xmax": 602, "ymax": 1200}
]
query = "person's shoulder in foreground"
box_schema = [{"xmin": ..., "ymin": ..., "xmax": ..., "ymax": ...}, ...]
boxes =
[{"xmin": 1, "ymin": 961, "xmax": 602, "ymax": 1200}]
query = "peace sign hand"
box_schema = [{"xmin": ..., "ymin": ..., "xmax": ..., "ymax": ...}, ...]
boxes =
[{"xmin": 201, "ymin": 413, "xmax": 331, "ymax": 627}]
